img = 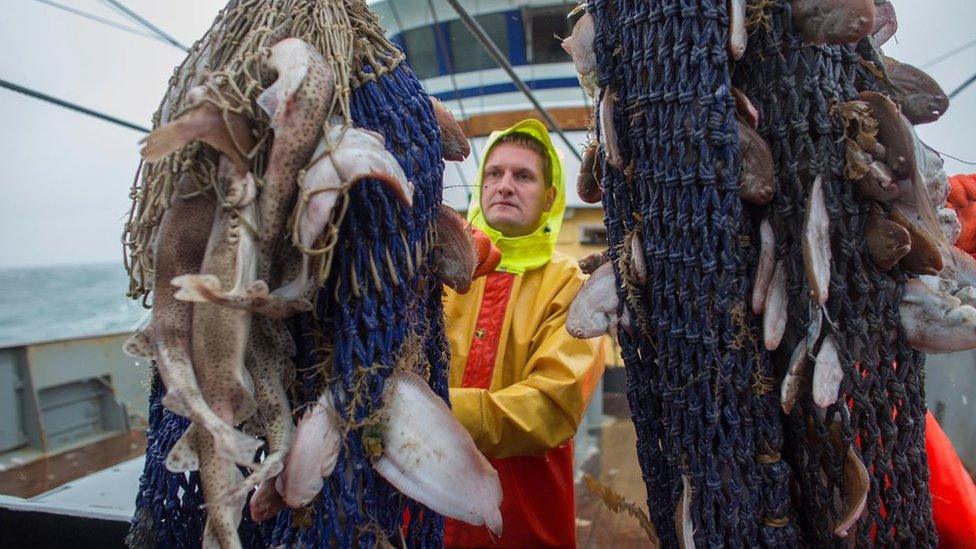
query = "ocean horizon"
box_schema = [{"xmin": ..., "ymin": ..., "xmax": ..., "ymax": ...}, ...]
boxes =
[{"xmin": 0, "ymin": 262, "xmax": 147, "ymax": 347}]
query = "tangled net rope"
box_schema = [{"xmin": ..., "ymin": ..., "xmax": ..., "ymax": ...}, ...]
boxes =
[
  {"xmin": 122, "ymin": 0, "xmax": 402, "ymax": 304},
  {"xmin": 127, "ymin": 1, "xmax": 450, "ymax": 546},
  {"xmin": 589, "ymin": 0, "xmax": 935, "ymax": 546},
  {"xmin": 736, "ymin": 3, "xmax": 936, "ymax": 545}
]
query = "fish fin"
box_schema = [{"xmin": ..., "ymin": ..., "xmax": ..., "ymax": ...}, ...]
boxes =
[
  {"xmin": 318, "ymin": 398, "xmax": 341, "ymax": 478},
  {"xmin": 160, "ymin": 392, "xmax": 191, "ymax": 417},
  {"xmin": 207, "ymin": 423, "xmax": 263, "ymax": 468},
  {"xmin": 360, "ymin": 128, "xmax": 386, "ymax": 143},
  {"xmin": 676, "ymin": 475, "xmax": 695, "ymax": 549},
  {"xmin": 249, "ymin": 477, "xmax": 286, "ymax": 523},
  {"xmin": 431, "ymin": 98, "xmax": 470, "ymax": 161},
  {"xmin": 560, "ymin": 36, "xmax": 574, "ymax": 56},
  {"xmin": 373, "ymin": 455, "xmax": 501, "ymax": 537},
  {"xmin": 140, "ymin": 112, "xmax": 210, "ymax": 163},
  {"xmin": 220, "ymin": 454, "xmax": 284, "ymax": 506},
  {"xmin": 166, "ymin": 424, "xmax": 200, "ymax": 473},
  {"xmin": 368, "ymin": 172, "xmax": 415, "ymax": 207},
  {"xmin": 812, "ymin": 336, "xmax": 842, "ymax": 408},
  {"xmin": 122, "ymin": 330, "xmax": 154, "ymax": 360},
  {"xmin": 373, "ymin": 372, "xmax": 502, "ymax": 535},
  {"xmin": 256, "ymin": 82, "xmax": 283, "ymax": 120},
  {"xmin": 342, "ymin": 167, "xmax": 413, "ymax": 208},
  {"xmin": 834, "ymin": 448, "xmax": 869, "ymax": 537},
  {"xmin": 171, "ymin": 274, "xmax": 223, "ymax": 303},
  {"xmin": 201, "ymin": 526, "xmax": 220, "ymax": 549},
  {"xmin": 333, "ymin": 139, "xmax": 413, "ymax": 207},
  {"xmin": 373, "ymin": 457, "xmax": 435, "ymax": 517}
]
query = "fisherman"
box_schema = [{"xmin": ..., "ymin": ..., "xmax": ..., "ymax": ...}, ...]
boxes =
[{"xmin": 441, "ymin": 119, "xmax": 605, "ymax": 547}]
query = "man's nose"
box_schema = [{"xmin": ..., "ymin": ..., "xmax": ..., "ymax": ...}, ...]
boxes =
[{"xmin": 495, "ymin": 172, "xmax": 515, "ymax": 195}]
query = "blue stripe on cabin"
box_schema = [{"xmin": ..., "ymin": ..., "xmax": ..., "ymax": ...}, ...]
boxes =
[
  {"xmin": 506, "ymin": 9, "xmax": 528, "ymax": 66},
  {"xmin": 430, "ymin": 76, "xmax": 580, "ymax": 100}
]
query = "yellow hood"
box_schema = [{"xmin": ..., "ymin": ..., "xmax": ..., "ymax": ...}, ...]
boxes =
[{"xmin": 467, "ymin": 118, "xmax": 566, "ymax": 275}]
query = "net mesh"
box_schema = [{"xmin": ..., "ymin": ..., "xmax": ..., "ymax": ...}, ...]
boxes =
[
  {"xmin": 126, "ymin": 1, "xmax": 450, "ymax": 546},
  {"xmin": 588, "ymin": 0, "xmax": 935, "ymax": 546}
]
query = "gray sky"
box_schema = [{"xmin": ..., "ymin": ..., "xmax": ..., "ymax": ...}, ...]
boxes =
[{"xmin": 0, "ymin": 0, "xmax": 973, "ymax": 268}]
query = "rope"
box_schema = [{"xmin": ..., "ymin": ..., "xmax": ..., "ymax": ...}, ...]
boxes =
[
  {"xmin": 127, "ymin": 1, "xmax": 451, "ymax": 546},
  {"xmin": 588, "ymin": 0, "xmax": 792, "ymax": 545},
  {"xmin": 737, "ymin": 3, "xmax": 935, "ymax": 544},
  {"xmin": 589, "ymin": 0, "xmax": 937, "ymax": 546},
  {"xmin": 0, "ymin": 78, "xmax": 150, "ymax": 133}
]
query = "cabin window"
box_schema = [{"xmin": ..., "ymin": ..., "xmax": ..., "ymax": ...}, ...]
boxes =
[
  {"xmin": 447, "ymin": 12, "xmax": 513, "ymax": 73},
  {"xmin": 401, "ymin": 26, "xmax": 441, "ymax": 79},
  {"xmin": 526, "ymin": 5, "xmax": 577, "ymax": 65}
]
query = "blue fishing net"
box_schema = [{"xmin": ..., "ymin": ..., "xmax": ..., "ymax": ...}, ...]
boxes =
[
  {"xmin": 588, "ymin": 0, "xmax": 935, "ymax": 546},
  {"xmin": 267, "ymin": 59, "xmax": 449, "ymax": 548},
  {"xmin": 735, "ymin": 3, "xmax": 936, "ymax": 546},
  {"xmin": 128, "ymin": 16, "xmax": 450, "ymax": 549},
  {"xmin": 586, "ymin": 1, "xmax": 794, "ymax": 545}
]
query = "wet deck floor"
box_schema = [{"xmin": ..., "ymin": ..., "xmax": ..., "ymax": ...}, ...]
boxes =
[
  {"xmin": 0, "ymin": 393, "xmax": 654, "ymax": 548},
  {"xmin": 0, "ymin": 430, "xmax": 145, "ymax": 499},
  {"xmin": 575, "ymin": 392, "xmax": 655, "ymax": 548}
]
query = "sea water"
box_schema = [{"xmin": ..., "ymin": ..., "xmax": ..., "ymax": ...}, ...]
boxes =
[{"xmin": 0, "ymin": 263, "xmax": 146, "ymax": 347}]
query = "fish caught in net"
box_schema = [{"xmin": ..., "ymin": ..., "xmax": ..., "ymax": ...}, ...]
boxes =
[
  {"xmin": 565, "ymin": 0, "xmax": 956, "ymax": 546},
  {"xmin": 124, "ymin": 1, "xmax": 501, "ymax": 547}
]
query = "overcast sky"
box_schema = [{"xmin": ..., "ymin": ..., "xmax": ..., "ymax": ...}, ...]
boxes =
[{"xmin": 0, "ymin": 0, "xmax": 974, "ymax": 269}]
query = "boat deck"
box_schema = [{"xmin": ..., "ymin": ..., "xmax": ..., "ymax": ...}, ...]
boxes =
[
  {"xmin": 0, "ymin": 393, "xmax": 654, "ymax": 547},
  {"xmin": 0, "ymin": 429, "xmax": 145, "ymax": 499},
  {"xmin": 575, "ymin": 393, "xmax": 656, "ymax": 548}
]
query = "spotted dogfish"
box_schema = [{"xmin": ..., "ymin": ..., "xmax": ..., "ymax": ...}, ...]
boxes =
[{"xmin": 126, "ymin": 85, "xmax": 262, "ymax": 469}]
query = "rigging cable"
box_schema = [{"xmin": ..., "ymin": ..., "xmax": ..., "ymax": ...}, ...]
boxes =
[
  {"xmin": 920, "ymin": 36, "xmax": 976, "ymax": 69},
  {"xmin": 949, "ymin": 72, "xmax": 976, "ymax": 100},
  {"xmin": 420, "ymin": 0, "xmax": 481, "ymax": 161},
  {"xmin": 0, "ymin": 78, "xmax": 150, "ymax": 134},
  {"xmin": 443, "ymin": 0, "xmax": 582, "ymax": 161},
  {"xmin": 98, "ymin": 0, "xmax": 189, "ymax": 52},
  {"xmin": 30, "ymin": 0, "xmax": 166, "ymax": 44},
  {"xmin": 388, "ymin": 0, "xmax": 475, "ymax": 198}
]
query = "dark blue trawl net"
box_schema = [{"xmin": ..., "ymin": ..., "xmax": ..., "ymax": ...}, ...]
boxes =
[
  {"xmin": 734, "ymin": 3, "xmax": 935, "ymax": 546},
  {"xmin": 587, "ymin": 1, "xmax": 794, "ymax": 545},
  {"xmin": 267, "ymin": 60, "xmax": 449, "ymax": 548},
  {"xmin": 589, "ymin": 0, "xmax": 935, "ymax": 547},
  {"xmin": 129, "ymin": 29, "xmax": 449, "ymax": 549}
]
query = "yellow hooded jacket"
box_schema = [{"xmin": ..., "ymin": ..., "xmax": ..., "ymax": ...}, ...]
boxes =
[
  {"xmin": 442, "ymin": 119, "xmax": 604, "ymax": 547},
  {"xmin": 445, "ymin": 118, "xmax": 604, "ymax": 456}
]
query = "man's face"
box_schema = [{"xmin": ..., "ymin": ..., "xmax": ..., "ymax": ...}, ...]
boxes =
[{"xmin": 480, "ymin": 143, "xmax": 556, "ymax": 237}]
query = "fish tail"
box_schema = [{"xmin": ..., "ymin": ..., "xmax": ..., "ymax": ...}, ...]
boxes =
[
  {"xmin": 915, "ymin": 173, "xmax": 950, "ymax": 251},
  {"xmin": 256, "ymin": 81, "xmax": 284, "ymax": 120},
  {"xmin": 195, "ymin": 421, "xmax": 247, "ymax": 548},
  {"xmin": 201, "ymin": 470, "xmax": 246, "ymax": 549}
]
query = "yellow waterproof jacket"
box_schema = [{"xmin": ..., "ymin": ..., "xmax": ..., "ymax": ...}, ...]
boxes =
[
  {"xmin": 444, "ymin": 254, "xmax": 605, "ymax": 459},
  {"xmin": 444, "ymin": 118, "xmax": 605, "ymax": 459}
]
